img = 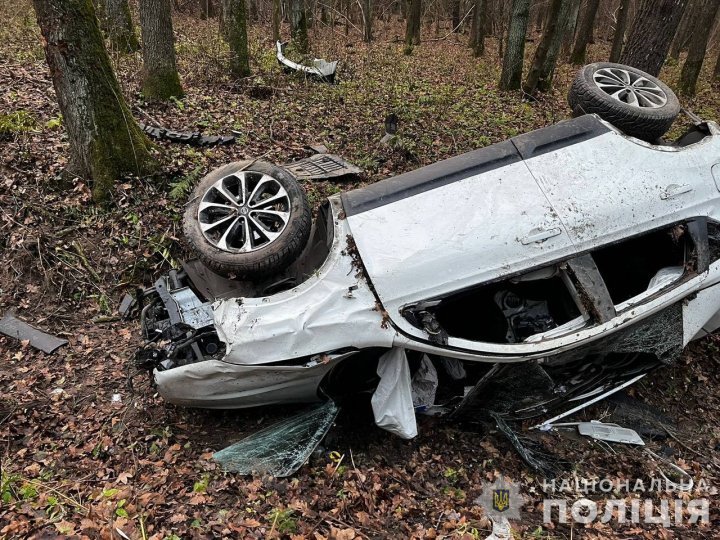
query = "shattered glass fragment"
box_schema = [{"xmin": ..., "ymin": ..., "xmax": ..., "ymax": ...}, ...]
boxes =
[
  {"xmin": 492, "ymin": 413, "xmax": 569, "ymax": 479},
  {"xmin": 213, "ymin": 401, "xmax": 339, "ymax": 477}
]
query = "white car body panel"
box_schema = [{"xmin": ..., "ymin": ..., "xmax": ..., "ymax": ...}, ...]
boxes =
[{"xmin": 211, "ymin": 198, "xmax": 394, "ymax": 366}]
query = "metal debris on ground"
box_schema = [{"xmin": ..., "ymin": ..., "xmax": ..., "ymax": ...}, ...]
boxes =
[
  {"xmin": 283, "ymin": 153, "xmax": 362, "ymax": 180},
  {"xmin": 213, "ymin": 401, "xmax": 340, "ymax": 477},
  {"xmin": 275, "ymin": 41, "xmax": 338, "ymax": 82},
  {"xmin": 0, "ymin": 313, "xmax": 68, "ymax": 354},
  {"xmin": 576, "ymin": 421, "xmax": 645, "ymax": 445},
  {"xmin": 138, "ymin": 122, "xmax": 235, "ymax": 146}
]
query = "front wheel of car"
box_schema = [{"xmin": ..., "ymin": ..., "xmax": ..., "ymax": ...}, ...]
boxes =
[
  {"xmin": 183, "ymin": 161, "xmax": 312, "ymax": 279},
  {"xmin": 568, "ymin": 62, "xmax": 680, "ymax": 142}
]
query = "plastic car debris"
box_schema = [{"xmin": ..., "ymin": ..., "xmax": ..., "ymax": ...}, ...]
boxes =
[
  {"xmin": 411, "ymin": 354, "xmax": 438, "ymax": 411},
  {"xmin": 0, "ymin": 313, "xmax": 68, "ymax": 354},
  {"xmin": 576, "ymin": 421, "xmax": 645, "ymax": 445},
  {"xmin": 138, "ymin": 122, "xmax": 235, "ymax": 146},
  {"xmin": 213, "ymin": 400, "xmax": 339, "ymax": 477},
  {"xmin": 275, "ymin": 41, "xmax": 338, "ymax": 82},
  {"xmin": 371, "ymin": 348, "xmax": 417, "ymax": 439},
  {"xmin": 283, "ymin": 153, "xmax": 362, "ymax": 180}
]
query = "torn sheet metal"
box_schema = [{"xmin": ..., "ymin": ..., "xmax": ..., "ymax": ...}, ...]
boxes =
[
  {"xmin": 371, "ymin": 348, "xmax": 417, "ymax": 439},
  {"xmin": 212, "ymin": 199, "xmax": 394, "ymax": 366},
  {"xmin": 213, "ymin": 400, "xmax": 339, "ymax": 477},
  {"xmin": 283, "ymin": 154, "xmax": 362, "ymax": 180},
  {"xmin": 138, "ymin": 122, "xmax": 235, "ymax": 146},
  {"xmin": 155, "ymin": 353, "xmax": 352, "ymax": 408},
  {"xmin": 275, "ymin": 41, "xmax": 337, "ymax": 82},
  {"xmin": 0, "ymin": 313, "xmax": 67, "ymax": 354},
  {"xmin": 577, "ymin": 422, "xmax": 645, "ymax": 445}
]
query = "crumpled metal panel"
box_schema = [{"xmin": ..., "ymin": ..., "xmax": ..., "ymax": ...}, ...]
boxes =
[
  {"xmin": 154, "ymin": 353, "xmax": 352, "ymax": 408},
  {"xmin": 212, "ymin": 198, "xmax": 394, "ymax": 366}
]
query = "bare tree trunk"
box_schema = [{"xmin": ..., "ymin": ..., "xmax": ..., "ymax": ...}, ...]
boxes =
[
  {"xmin": 669, "ymin": 0, "xmax": 697, "ymax": 61},
  {"xmin": 609, "ymin": 0, "xmax": 631, "ymax": 63},
  {"xmin": 524, "ymin": 0, "xmax": 575, "ymax": 93},
  {"xmin": 560, "ymin": 0, "xmax": 581, "ymax": 58},
  {"xmin": 499, "ymin": 0, "xmax": 530, "ymax": 90},
  {"xmin": 714, "ymin": 48, "xmax": 720, "ymax": 80},
  {"xmin": 469, "ymin": 0, "xmax": 486, "ymax": 56},
  {"xmin": 198, "ymin": 0, "xmax": 215, "ymax": 18},
  {"xmin": 272, "ymin": 0, "xmax": 281, "ymax": 40},
  {"xmin": 139, "ymin": 0, "xmax": 183, "ymax": 99},
  {"xmin": 225, "ymin": 0, "xmax": 250, "ymax": 77},
  {"xmin": 290, "ymin": 0, "xmax": 309, "ymax": 52},
  {"xmin": 405, "ymin": 0, "xmax": 421, "ymax": 53},
  {"xmin": 570, "ymin": 0, "xmax": 599, "ymax": 64},
  {"xmin": 32, "ymin": 0, "xmax": 153, "ymax": 202},
  {"xmin": 102, "ymin": 0, "xmax": 140, "ymax": 52},
  {"xmin": 620, "ymin": 0, "xmax": 687, "ymax": 76},
  {"xmin": 362, "ymin": 0, "xmax": 373, "ymax": 41},
  {"xmin": 678, "ymin": 0, "xmax": 720, "ymax": 94},
  {"xmin": 452, "ymin": 0, "xmax": 460, "ymax": 31}
]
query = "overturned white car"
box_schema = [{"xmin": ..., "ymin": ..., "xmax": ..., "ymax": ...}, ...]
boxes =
[{"xmin": 135, "ymin": 63, "xmax": 720, "ymax": 438}]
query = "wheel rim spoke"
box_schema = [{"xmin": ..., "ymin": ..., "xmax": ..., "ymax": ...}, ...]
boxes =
[
  {"xmin": 592, "ymin": 67, "xmax": 667, "ymax": 109},
  {"xmin": 215, "ymin": 217, "xmax": 241, "ymax": 251},
  {"xmin": 197, "ymin": 171, "xmax": 291, "ymax": 254}
]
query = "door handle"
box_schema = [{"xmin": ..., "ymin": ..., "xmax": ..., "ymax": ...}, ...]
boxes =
[
  {"xmin": 661, "ymin": 184, "xmax": 693, "ymax": 200},
  {"xmin": 520, "ymin": 227, "xmax": 562, "ymax": 245}
]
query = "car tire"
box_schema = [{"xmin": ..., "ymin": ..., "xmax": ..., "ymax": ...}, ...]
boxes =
[
  {"xmin": 568, "ymin": 62, "xmax": 680, "ymax": 142},
  {"xmin": 183, "ymin": 161, "xmax": 311, "ymax": 279}
]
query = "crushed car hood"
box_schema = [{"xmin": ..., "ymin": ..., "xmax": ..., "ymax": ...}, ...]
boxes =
[{"xmin": 342, "ymin": 115, "xmax": 720, "ymax": 330}]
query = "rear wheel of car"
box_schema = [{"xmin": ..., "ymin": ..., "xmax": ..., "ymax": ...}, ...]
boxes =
[
  {"xmin": 568, "ymin": 62, "xmax": 680, "ymax": 142},
  {"xmin": 183, "ymin": 161, "xmax": 311, "ymax": 279}
]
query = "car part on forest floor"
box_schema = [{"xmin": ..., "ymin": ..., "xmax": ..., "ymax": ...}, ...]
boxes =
[
  {"xmin": 213, "ymin": 401, "xmax": 339, "ymax": 477},
  {"xmin": 283, "ymin": 153, "xmax": 362, "ymax": 180},
  {"xmin": 0, "ymin": 313, "xmax": 67, "ymax": 354},
  {"xmin": 275, "ymin": 41, "xmax": 338, "ymax": 83},
  {"xmin": 138, "ymin": 122, "xmax": 235, "ymax": 146}
]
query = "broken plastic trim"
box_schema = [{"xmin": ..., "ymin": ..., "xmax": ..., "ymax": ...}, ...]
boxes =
[
  {"xmin": 138, "ymin": 122, "xmax": 235, "ymax": 146},
  {"xmin": 275, "ymin": 41, "xmax": 338, "ymax": 83},
  {"xmin": 213, "ymin": 400, "xmax": 339, "ymax": 477}
]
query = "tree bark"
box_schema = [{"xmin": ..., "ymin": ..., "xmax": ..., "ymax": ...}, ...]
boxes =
[
  {"xmin": 469, "ymin": 0, "xmax": 486, "ymax": 57},
  {"xmin": 272, "ymin": 0, "xmax": 281, "ymax": 41},
  {"xmin": 620, "ymin": 0, "xmax": 687, "ymax": 76},
  {"xmin": 225, "ymin": 0, "xmax": 250, "ymax": 77},
  {"xmin": 569, "ymin": 0, "xmax": 599, "ymax": 65},
  {"xmin": 499, "ymin": 0, "xmax": 530, "ymax": 90},
  {"xmin": 102, "ymin": 0, "xmax": 140, "ymax": 52},
  {"xmin": 139, "ymin": 0, "xmax": 183, "ymax": 99},
  {"xmin": 290, "ymin": 0, "xmax": 309, "ymax": 53},
  {"xmin": 198, "ymin": 0, "xmax": 215, "ymax": 18},
  {"xmin": 714, "ymin": 48, "xmax": 720, "ymax": 80},
  {"xmin": 560, "ymin": 0, "xmax": 581, "ymax": 58},
  {"xmin": 678, "ymin": 0, "xmax": 720, "ymax": 94},
  {"xmin": 362, "ymin": 0, "xmax": 373, "ymax": 41},
  {"xmin": 452, "ymin": 0, "xmax": 460, "ymax": 32},
  {"xmin": 32, "ymin": 0, "xmax": 153, "ymax": 202},
  {"xmin": 524, "ymin": 0, "xmax": 575, "ymax": 94},
  {"xmin": 405, "ymin": 0, "xmax": 421, "ymax": 52},
  {"xmin": 609, "ymin": 0, "xmax": 631, "ymax": 63},
  {"xmin": 669, "ymin": 0, "xmax": 697, "ymax": 61}
]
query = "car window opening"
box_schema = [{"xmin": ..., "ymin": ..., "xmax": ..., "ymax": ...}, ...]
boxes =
[
  {"xmin": 430, "ymin": 273, "xmax": 582, "ymax": 344},
  {"xmin": 593, "ymin": 222, "xmax": 693, "ymax": 305}
]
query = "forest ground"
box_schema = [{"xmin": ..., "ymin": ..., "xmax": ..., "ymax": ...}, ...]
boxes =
[{"xmin": 1, "ymin": 2, "xmax": 720, "ymax": 538}]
